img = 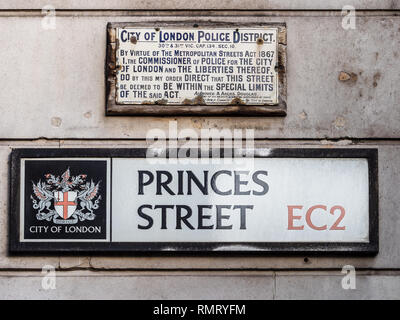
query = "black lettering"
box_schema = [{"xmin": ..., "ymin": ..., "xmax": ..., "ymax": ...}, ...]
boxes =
[
  {"xmin": 138, "ymin": 171, "xmax": 154, "ymax": 195},
  {"xmin": 198, "ymin": 205, "xmax": 214, "ymax": 229},
  {"xmin": 154, "ymin": 205, "xmax": 174, "ymax": 229},
  {"xmin": 177, "ymin": 170, "xmax": 184, "ymax": 195},
  {"xmin": 137, "ymin": 204, "xmax": 153, "ymax": 229},
  {"xmin": 252, "ymin": 171, "xmax": 269, "ymax": 195},
  {"xmin": 211, "ymin": 170, "xmax": 232, "ymax": 195},
  {"xmin": 187, "ymin": 171, "xmax": 208, "ymax": 195},
  {"xmin": 233, "ymin": 205, "xmax": 254, "ymax": 229},
  {"xmin": 176, "ymin": 205, "xmax": 195, "ymax": 229},
  {"xmin": 216, "ymin": 205, "xmax": 233, "ymax": 229},
  {"xmin": 156, "ymin": 171, "xmax": 175, "ymax": 195},
  {"xmin": 234, "ymin": 171, "xmax": 251, "ymax": 195}
]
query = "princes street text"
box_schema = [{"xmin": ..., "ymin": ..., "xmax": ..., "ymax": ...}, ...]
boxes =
[{"xmin": 136, "ymin": 169, "xmax": 269, "ymax": 230}]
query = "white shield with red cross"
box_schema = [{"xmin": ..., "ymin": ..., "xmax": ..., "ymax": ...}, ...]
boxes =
[{"xmin": 54, "ymin": 191, "xmax": 77, "ymax": 220}]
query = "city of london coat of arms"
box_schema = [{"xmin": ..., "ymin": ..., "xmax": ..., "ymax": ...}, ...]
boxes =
[{"xmin": 30, "ymin": 168, "xmax": 101, "ymax": 225}]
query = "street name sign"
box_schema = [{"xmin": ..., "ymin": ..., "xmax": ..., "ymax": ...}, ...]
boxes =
[{"xmin": 9, "ymin": 148, "xmax": 378, "ymax": 254}]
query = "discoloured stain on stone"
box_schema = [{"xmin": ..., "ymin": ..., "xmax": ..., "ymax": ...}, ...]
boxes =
[
  {"xmin": 191, "ymin": 118, "xmax": 205, "ymax": 130},
  {"xmin": 231, "ymin": 97, "xmax": 246, "ymax": 105},
  {"xmin": 141, "ymin": 99, "xmax": 168, "ymax": 105},
  {"xmin": 299, "ymin": 111, "xmax": 308, "ymax": 120},
  {"xmin": 338, "ymin": 71, "xmax": 357, "ymax": 83},
  {"xmin": 333, "ymin": 116, "xmax": 346, "ymax": 128},
  {"xmin": 182, "ymin": 95, "xmax": 206, "ymax": 105},
  {"xmin": 84, "ymin": 111, "xmax": 92, "ymax": 119},
  {"xmin": 320, "ymin": 139, "xmax": 353, "ymax": 146},
  {"xmin": 51, "ymin": 117, "xmax": 62, "ymax": 127},
  {"xmin": 59, "ymin": 257, "xmax": 91, "ymax": 269},
  {"xmin": 373, "ymin": 72, "xmax": 381, "ymax": 87},
  {"xmin": 154, "ymin": 99, "xmax": 168, "ymax": 105}
]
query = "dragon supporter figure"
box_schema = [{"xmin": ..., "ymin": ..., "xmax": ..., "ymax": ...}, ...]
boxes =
[{"xmin": 30, "ymin": 168, "xmax": 102, "ymax": 225}]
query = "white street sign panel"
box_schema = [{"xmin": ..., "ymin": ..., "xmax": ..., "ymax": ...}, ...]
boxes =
[{"xmin": 112, "ymin": 158, "xmax": 369, "ymax": 243}]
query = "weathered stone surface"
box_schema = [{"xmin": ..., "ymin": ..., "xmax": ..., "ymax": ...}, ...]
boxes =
[
  {"xmin": 2, "ymin": 140, "xmax": 397, "ymax": 270},
  {"xmin": 0, "ymin": 1, "xmax": 398, "ymax": 10},
  {"xmin": 0, "ymin": 270, "xmax": 398, "ymax": 299},
  {"xmin": 86, "ymin": 142, "xmax": 399, "ymax": 269},
  {"xmin": 0, "ymin": 142, "xmax": 60, "ymax": 269},
  {"xmin": 0, "ymin": 271, "xmax": 274, "ymax": 299},
  {"xmin": 275, "ymin": 272, "xmax": 400, "ymax": 299},
  {"xmin": 0, "ymin": 0, "xmax": 399, "ymax": 300},
  {"xmin": 0, "ymin": 14, "xmax": 399, "ymax": 139},
  {"xmin": 59, "ymin": 257, "xmax": 91, "ymax": 269}
]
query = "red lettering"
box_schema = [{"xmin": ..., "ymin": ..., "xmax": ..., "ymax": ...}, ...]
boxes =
[
  {"xmin": 287, "ymin": 205, "xmax": 304, "ymax": 230},
  {"xmin": 306, "ymin": 205, "xmax": 328, "ymax": 230},
  {"xmin": 329, "ymin": 205, "xmax": 346, "ymax": 230}
]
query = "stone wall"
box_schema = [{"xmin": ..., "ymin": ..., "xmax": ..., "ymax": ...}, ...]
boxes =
[{"xmin": 0, "ymin": 1, "xmax": 399, "ymax": 299}]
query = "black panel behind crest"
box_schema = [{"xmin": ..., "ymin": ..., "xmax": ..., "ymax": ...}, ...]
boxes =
[{"xmin": 23, "ymin": 160, "xmax": 108, "ymax": 240}]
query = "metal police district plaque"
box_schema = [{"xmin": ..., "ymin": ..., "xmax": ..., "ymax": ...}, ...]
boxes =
[
  {"xmin": 9, "ymin": 148, "xmax": 378, "ymax": 254},
  {"xmin": 106, "ymin": 23, "xmax": 287, "ymax": 115}
]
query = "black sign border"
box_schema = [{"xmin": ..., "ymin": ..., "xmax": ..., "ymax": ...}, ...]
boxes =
[{"xmin": 9, "ymin": 148, "xmax": 378, "ymax": 255}]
